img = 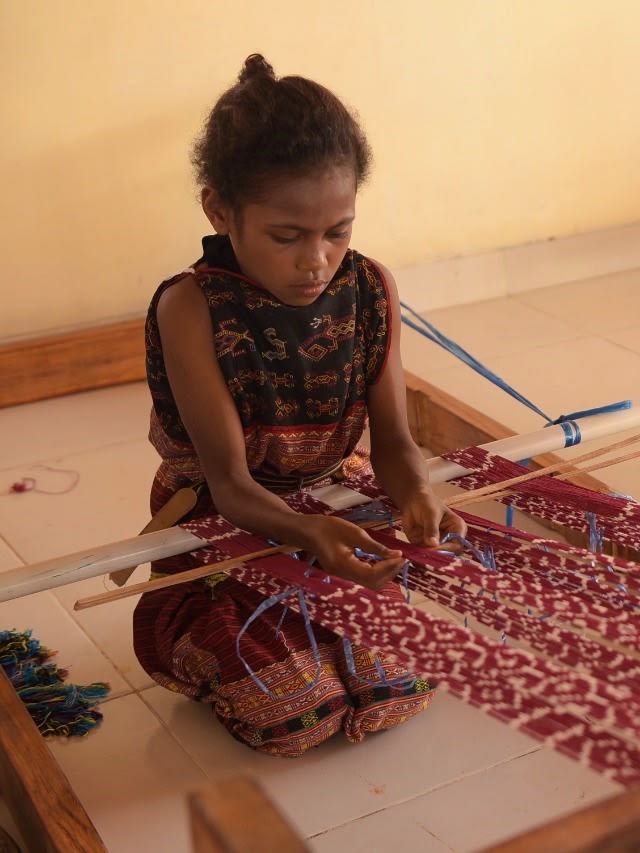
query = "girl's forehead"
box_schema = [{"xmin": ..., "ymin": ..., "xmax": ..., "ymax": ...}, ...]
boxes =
[{"xmin": 251, "ymin": 166, "xmax": 357, "ymax": 221}]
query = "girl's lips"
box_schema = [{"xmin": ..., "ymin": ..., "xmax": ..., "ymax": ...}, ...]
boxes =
[{"xmin": 293, "ymin": 281, "xmax": 326, "ymax": 294}]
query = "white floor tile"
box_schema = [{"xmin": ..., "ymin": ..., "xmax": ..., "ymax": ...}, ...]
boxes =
[
  {"xmin": 390, "ymin": 747, "xmax": 620, "ymax": 853},
  {"xmin": 0, "ymin": 438, "xmax": 158, "ymax": 564},
  {"xmin": 514, "ymin": 268, "xmax": 640, "ymax": 335},
  {"xmin": 48, "ymin": 692, "xmax": 208, "ymax": 853},
  {"xmin": 310, "ymin": 746, "xmax": 619, "ymax": 853},
  {"xmin": 143, "ymin": 686, "xmax": 543, "ymax": 839},
  {"xmin": 54, "ymin": 565, "xmax": 156, "ymax": 692},
  {"xmin": 0, "ymin": 538, "xmax": 20, "ymax": 572},
  {"xmin": 0, "ymin": 589, "xmax": 131, "ymax": 697},
  {"xmin": 603, "ymin": 324, "xmax": 640, "ymax": 357},
  {"xmin": 310, "ymin": 812, "xmax": 455, "ymax": 853},
  {"xmin": 400, "ymin": 295, "xmax": 580, "ymax": 379},
  {"xmin": 0, "ymin": 382, "xmax": 152, "ymax": 470}
]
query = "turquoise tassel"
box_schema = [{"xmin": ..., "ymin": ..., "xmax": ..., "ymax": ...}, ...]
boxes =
[{"xmin": 0, "ymin": 629, "xmax": 109, "ymax": 737}]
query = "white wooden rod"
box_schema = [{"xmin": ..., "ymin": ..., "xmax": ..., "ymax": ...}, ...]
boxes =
[
  {"xmin": 1, "ymin": 407, "xmax": 637, "ymax": 603},
  {"xmin": 426, "ymin": 407, "xmax": 640, "ymax": 484},
  {"xmin": 0, "ymin": 528, "xmax": 204, "ymax": 603}
]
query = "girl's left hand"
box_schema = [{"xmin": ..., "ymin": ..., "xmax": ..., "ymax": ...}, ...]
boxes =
[{"xmin": 401, "ymin": 489, "xmax": 467, "ymax": 549}]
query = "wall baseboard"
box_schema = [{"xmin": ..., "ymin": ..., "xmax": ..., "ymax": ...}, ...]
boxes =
[
  {"xmin": 0, "ymin": 319, "xmax": 146, "ymax": 409},
  {"xmin": 394, "ymin": 219, "xmax": 640, "ymax": 313},
  {"xmin": 4, "ymin": 218, "xmax": 640, "ymax": 408}
]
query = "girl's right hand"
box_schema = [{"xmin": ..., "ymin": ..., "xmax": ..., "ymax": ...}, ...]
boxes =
[{"xmin": 301, "ymin": 515, "xmax": 405, "ymax": 590}]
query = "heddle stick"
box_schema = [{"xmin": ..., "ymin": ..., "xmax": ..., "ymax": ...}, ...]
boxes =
[
  {"xmin": 555, "ymin": 447, "xmax": 640, "ymax": 482},
  {"xmin": 445, "ymin": 432, "xmax": 640, "ymax": 509}
]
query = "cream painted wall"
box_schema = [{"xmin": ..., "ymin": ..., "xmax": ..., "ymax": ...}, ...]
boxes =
[{"xmin": 2, "ymin": 0, "xmax": 640, "ymax": 339}]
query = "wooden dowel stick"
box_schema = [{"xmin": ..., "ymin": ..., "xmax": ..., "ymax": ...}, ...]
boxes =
[
  {"xmin": 463, "ymin": 448, "xmax": 640, "ymax": 509},
  {"xmin": 0, "ymin": 527, "xmax": 205, "ymax": 602},
  {"xmin": 73, "ymin": 515, "xmax": 400, "ymax": 611},
  {"xmin": 73, "ymin": 544, "xmax": 296, "ymax": 610},
  {"xmin": 446, "ymin": 433, "xmax": 640, "ymax": 509}
]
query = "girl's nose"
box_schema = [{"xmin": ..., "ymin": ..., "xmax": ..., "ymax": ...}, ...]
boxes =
[{"xmin": 296, "ymin": 243, "xmax": 326, "ymax": 273}]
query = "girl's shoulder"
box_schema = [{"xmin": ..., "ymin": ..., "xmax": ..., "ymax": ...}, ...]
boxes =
[{"xmin": 344, "ymin": 250, "xmax": 396, "ymax": 303}]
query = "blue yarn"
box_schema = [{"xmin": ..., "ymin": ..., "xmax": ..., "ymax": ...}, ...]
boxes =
[
  {"xmin": 400, "ymin": 301, "xmax": 631, "ymax": 430},
  {"xmin": 236, "ymin": 586, "xmax": 323, "ymax": 699},
  {"xmin": 0, "ymin": 629, "xmax": 109, "ymax": 737}
]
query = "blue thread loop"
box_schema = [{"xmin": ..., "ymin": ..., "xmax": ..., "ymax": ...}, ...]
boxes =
[
  {"xmin": 342, "ymin": 500, "xmax": 393, "ymax": 526},
  {"xmin": 551, "ymin": 400, "xmax": 632, "ymax": 424},
  {"xmin": 354, "ymin": 548, "xmax": 411, "ymax": 602},
  {"xmin": 440, "ymin": 532, "xmax": 497, "ymax": 570},
  {"xmin": 586, "ymin": 511, "xmax": 604, "ymax": 553},
  {"xmin": 342, "ymin": 637, "xmax": 416, "ymax": 689},
  {"xmin": 236, "ymin": 587, "xmax": 322, "ymax": 699}
]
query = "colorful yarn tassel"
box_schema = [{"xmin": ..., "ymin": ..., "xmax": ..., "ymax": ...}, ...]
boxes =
[{"xmin": 0, "ymin": 629, "xmax": 109, "ymax": 737}]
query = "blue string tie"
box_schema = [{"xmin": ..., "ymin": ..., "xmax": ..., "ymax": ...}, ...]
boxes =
[
  {"xmin": 236, "ymin": 586, "xmax": 323, "ymax": 700},
  {"xmin": 400, "ymin": 300, "xmax": 631, "ymax": 438},
  {"xmin": 353, "ymin": 547, "xmax": 412, "ymax": 602},
  {"xmin": 440, "ymin": 532, "xmax": 498, "ymax": 569},
  {"xmin": 342, "ymin": 637, "xmax": 416, "ymax": 690}
]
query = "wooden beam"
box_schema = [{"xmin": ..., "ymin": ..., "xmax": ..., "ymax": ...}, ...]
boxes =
[
  {"xmin": 404, "ymin": 370, "xmax": 637, "ymax": 558},
  {"xmin": 189, "ymin": 777, "xmax": 310, "ymax": 853},
  {"xmin": 480, "ymin": 785, "xmax": 640, "ymax": 853},
  {"xmin": 0, "ymin": 319, "xmax": 145, "ymax": 408},
  {"xmin": 404, "ymin": 370, "xmax": 610, "ymax": 492},
  {"xmin": 0, "ymin": 668, "xmax": 106, "ymax": 852}
]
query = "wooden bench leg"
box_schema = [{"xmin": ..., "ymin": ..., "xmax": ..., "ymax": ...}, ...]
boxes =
[
  {"xmin": 189, "ymin": 777, "xmax": 309, "ymax": 853},
  {"xmin": 0, "ymin": 669, "xmax": 106, "ymax": 853},
  {"xmin": 479, "ymin": 785, "xmax": 640, "ymax": 853}
]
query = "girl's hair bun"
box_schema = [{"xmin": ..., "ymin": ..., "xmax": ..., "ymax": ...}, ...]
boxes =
[
  {"xmin": 192, "ymin": 54, "xmax": 371, "ymax": 205},
  {"xmin": 238, "ymin": 54, "xmax": 276, "ymax": 84}
]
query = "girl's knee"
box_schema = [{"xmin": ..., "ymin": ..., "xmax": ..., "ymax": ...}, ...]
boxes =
[
  {"xmin": 343, "ymin": 682, "xmax": 437, "ymax": 742},
  {"xmin": 216, "ymin": 693, "xmax": 350, "ymax": 756}
]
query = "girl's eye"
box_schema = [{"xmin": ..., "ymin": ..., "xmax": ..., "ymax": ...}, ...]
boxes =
[
  {"xmin": 327, "ymin": 231, "xmax": 349, "ymax": 240},
  {"xmin": 271, "ymin": 234, "xmax": 298, "ymax": 245}
]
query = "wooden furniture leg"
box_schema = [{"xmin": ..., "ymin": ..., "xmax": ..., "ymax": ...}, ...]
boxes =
[
  {"xmin": 0, "ymin": 668, "xmax": 106, "ymax": 853},
  {"xmin": 480, "ymin": 785, "xmax": 640, "ymax": 853},
  {"xmin": 189, "ymin": 777, "xmax": 310, "ymax": 853}
]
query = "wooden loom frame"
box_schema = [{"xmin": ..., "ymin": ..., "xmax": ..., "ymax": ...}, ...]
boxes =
[{"xmin": 1, "ymin": 371, "xmax": 639, "ymax": 851}]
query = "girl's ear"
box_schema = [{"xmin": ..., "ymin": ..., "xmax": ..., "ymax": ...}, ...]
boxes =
[{"xmin": 202, "ymin": 187, "xmax": 232, "ymax": 234}]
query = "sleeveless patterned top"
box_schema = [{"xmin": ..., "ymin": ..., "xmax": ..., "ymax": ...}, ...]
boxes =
[{"xmin": 146, "ymin": 235, "xmax": 392, "ymax": 492}]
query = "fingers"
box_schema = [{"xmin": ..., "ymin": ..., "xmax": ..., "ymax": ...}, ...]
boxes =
[
  {"xmin": 347, "ymin": 534, "xmax": 405, "ymax": 590},
  {"xmin": 308, "ymin": 517, "xmax": 405, "ymax": 590},
  {"xmin": 403, "ymin": 500, "xmax": 467, "ymax": 549},
  {"xmin": 347, "ymin": 553, "xmax": 406, "ymax": 590}
]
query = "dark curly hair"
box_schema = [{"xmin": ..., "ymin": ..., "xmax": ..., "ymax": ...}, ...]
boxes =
[{"xmin": 191, "ymin": 54, "xmax": 372, "ymax": 208}]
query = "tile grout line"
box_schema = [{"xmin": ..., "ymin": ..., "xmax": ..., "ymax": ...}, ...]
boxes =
[{"xmin": 306, "ymin": 745, "xmax": 542, "ymax": 841}]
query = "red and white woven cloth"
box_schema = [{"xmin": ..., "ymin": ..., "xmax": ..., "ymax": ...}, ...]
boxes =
[{"xmin": 179, "ymin": 457, "xmax": 640, "ymax": 786}]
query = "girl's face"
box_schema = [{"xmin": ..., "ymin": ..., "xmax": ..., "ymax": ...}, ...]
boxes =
[{"xmin": 203, "ymin": 166, "xmax": 357, "ymax": 307}]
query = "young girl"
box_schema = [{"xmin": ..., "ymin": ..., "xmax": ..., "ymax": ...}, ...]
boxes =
[{"xmin": 133, "ymin": 54, "xmax": 466, "ymax": 756}]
